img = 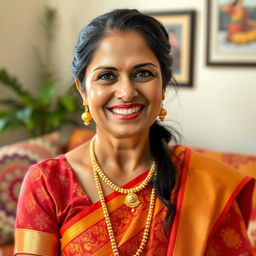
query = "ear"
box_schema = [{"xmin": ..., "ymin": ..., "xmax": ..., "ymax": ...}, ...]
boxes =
[{"xmin": 75, "ymin": 79, "xmax": 87, "ymax": 102}]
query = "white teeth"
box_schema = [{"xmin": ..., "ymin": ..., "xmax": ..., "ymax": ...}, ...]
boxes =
[{"xmin": 111, "ymin": 106, "xmax": 141, "ymax": 115}]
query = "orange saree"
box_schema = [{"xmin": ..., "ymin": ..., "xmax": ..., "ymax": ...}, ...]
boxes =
[{"xmin": 14, "ymin": 147, "xmax": 254, "ymax": 255}]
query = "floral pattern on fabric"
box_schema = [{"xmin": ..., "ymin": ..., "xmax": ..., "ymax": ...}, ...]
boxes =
[
  {"xmin": 221, "ymin": 154, "xmax": 256, "ymax": 170},
  {"xmin": 193, "ymin": 147, "xmax": 256, "ymax": 252},
  {"xmin": 0, "ymin": 132, "xmax": 62, "ymax": 245},
  {"xmin": 205, "ymin": 201, "xmax": 253, "ymax": 256},
  {"xmin": 15, "ymin": 153, "xmax": 253, "ymax": 255},
  {"xmin": 15, "ymin": 155, "xmax": 92, "ymax": 237},
  {"xmin": 61, "ymin": 187, "xmax": 170, "ymax": 256}
]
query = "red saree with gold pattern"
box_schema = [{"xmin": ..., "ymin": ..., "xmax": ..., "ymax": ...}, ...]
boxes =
[{"xmin": 14, "ymin": 146, "xmax": 254, "ymax": 255}]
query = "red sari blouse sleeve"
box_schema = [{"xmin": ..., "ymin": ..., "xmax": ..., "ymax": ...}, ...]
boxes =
[
  {"xmin": 14, "ymin": 159, "xmax": 62, "ymax": 255},
  {"xmin": 14, "ymin": 156, "xmax": 92, "ymax": 256},
  {"xmin": 14, "ymin": 159, "xmax": 65, "ymax": 256},
  {"xmin": 15, "ymin": 161, "xmax": 61, "ymax": 235}
]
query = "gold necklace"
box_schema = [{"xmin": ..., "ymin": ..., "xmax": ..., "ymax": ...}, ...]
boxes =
[
  {"xmin": 90, "ymin": 137, "xmax": 156, "ymax": 211},
  {"xmin": 91, "ymin": 152, "xmax": 157, "ymax": 256}
]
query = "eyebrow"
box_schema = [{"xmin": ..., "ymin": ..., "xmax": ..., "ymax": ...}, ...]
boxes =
[
  {"xmin": 92, "ymin": 62, "xmax": 158, "ymax": 73},
  {"xmin": 133, "ymin": 62, "xmax": 158, "ymax": 69}
]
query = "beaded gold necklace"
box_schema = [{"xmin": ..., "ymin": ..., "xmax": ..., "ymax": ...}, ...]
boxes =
[
  {"xmin": 90, "ymin": 137, "xmax": 157, "ymax": 256},
  {"xmin": 90, "ymin": 137, "xmax": 156, "ymax": 212}
]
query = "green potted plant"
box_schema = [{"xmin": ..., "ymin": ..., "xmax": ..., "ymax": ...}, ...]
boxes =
[{"xmin": 0, "ymin": 7, "xmax": 81, "ymax": 137}]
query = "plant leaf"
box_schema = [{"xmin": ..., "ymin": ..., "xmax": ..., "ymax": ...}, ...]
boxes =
[
  {"xmin": 0, "ymin": 112, "xmax": 9, "ymax": 132},
  {"xmin": 58, "ymin": 96, "xmax": 76, "ymax": 112},
  {"xmin": 39, "ymin": 80, "xmax": 56, "ymax": 106},
  {"xmin": 0, "ymin": 69, "xmax": 30, "ymax": 97},
  {"xmin": 16, "ymin": 106, "xmax": 33, "ymax": 125},
  {"xmin": 0, "ymin": 111, "xmax": 22, "ymax": 133},
  {"xmin": 0, "ymin": 99, "xmax": 21, "ymax": 107},
  {"xmin": 26, "ymin": 118, "xmax": 36, "ymax": 132},
  {"xmin": 48, "ymin": 112, "xmax": 63, "ymax": 128}
]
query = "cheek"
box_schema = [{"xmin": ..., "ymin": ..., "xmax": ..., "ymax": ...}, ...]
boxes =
[
  {"xmin": 87, "ymin": 86, "xmax": 109, "ymax": 108},
  {"xmin": 147, "ymin": 85, "xmax": 163, "ymax": 104}
]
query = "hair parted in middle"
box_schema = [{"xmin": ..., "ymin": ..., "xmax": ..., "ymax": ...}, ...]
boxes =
[
  {"xmin": 72, "ymin": 9, "xmax": 173, "ymax": 91},
  {"xmin": 72, "ymin": 9, "xmax": 179, "ymax": 234}
]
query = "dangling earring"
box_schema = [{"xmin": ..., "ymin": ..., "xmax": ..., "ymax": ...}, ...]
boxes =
[
  {"xmin": 81, "ymin": 102, "xmax": 92, "ymax": 126},
  {"xmin": 158, "ymin": 105, "xmax": 167, "ymax": 121}
]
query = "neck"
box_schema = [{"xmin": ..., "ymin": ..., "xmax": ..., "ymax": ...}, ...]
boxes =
[{"xmin": 93, "ymin": 130, "xmax": 152, "ymax": 175}]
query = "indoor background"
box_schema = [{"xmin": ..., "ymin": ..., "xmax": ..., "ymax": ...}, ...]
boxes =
[{"xmin": 0, "ymin": 0, "xmax": 256, "ymax": 155}]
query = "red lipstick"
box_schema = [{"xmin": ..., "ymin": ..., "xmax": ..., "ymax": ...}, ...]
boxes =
[
  {"xmin": 108, "ymin": 103, "xmax": 144, "ymax": 109},
  {"xmin": 108, "ymin": 103, "xmax": 144, "ymax": 120}
]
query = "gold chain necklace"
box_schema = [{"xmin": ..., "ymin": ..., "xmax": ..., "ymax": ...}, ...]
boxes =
[
  {"xmin": 90, "ymin": 137, "xmax": 156, "ymax": 211},
  {"xmin": 90, "ymin": 138, "xmax": 157, "ymax": 256}
]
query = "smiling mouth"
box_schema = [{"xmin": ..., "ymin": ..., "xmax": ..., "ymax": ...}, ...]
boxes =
[
  {"xmin": 111, "ymin": 106, "xmax": 142, "ymax": 115},
  {"xmin": 108, "ymin": 105, "xmax": 144, "ymax": 120}
]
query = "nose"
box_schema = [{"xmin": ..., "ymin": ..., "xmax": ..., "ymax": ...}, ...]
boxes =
[{"xmin": 115, "ymin": 77, "xmax": 138, "ymax": 102}]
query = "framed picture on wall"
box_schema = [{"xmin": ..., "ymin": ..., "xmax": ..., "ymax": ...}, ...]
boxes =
[
  {"xmin": 206, "ymin": 0, "xmax": 256, "ymax": 66},
  {"xmin": 147, "ymin": 11, "xmax": 196, "ymax": 87}
]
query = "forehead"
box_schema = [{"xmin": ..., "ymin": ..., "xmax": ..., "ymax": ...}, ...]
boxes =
[{"xmin": 87, "ymin": 30, "xmax": 159, "ymax": 70}]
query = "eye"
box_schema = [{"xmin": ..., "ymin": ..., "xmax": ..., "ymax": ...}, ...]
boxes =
[
  {"xmin": 133, "ymin": 70, "xmax": 154, "ymax": 81},
  {"xmin": 97, "ymin": 72, "xmax": 116, "ymax": 81}
]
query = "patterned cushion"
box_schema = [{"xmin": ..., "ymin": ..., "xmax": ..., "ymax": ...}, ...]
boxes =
[
  {"xmin": 66, "ymin": 128, "xmax": 95, "ymax": 151},
  {"xmin": 193, "ymin": 148, "xmax": 256, "ymax": 251},
  {"xmin": 0, "ymin": 132, "xmax": 62, "ymax": 245}
]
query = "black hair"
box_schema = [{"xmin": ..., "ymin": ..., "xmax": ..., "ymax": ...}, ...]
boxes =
[
  {"xmin": 72, "ymin": 9, "xmax": 173, "ymax": 89},
  {"xmin": 232, "ymin": 0, "xmax": 239, "ymax": 5},
  {"xmin": 72, "ymin": 9, "xmax": 179, "ymax": 234}
]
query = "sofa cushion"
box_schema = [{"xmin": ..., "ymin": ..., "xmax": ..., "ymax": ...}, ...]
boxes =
[
  {"xmin": 0, "ymin": 132, "xmax": 62, "ymax": 245},
  {"xmin": 66, "ymin": 127, "xmax": 95, "ymax": 151}
]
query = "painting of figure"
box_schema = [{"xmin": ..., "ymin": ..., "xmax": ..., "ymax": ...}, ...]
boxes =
[
  {"xmin": 222, "ymin": 0, "xmax": 256, "ymax": 43},
  {"xmin": 207, "ymin": 0, "xmax": 256, "ymax": 65},
  {"xmin": 218, "ymin": 0, "xmax": 256, "ymax": 51},
  {"xmin": 150, "ymin": 11, "xmax": 195, "ymax": 86},
  {"xmin": 166, "ymin": 25, "xmax": 182, "ymax": 75}
]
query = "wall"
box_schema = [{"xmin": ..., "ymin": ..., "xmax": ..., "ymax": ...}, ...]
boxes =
[
  {"xmin": 1, "ymin": 0, "xmax": 256, "ymax": 155},
  {"xmin": 0, "ymin": 0, "xmax": 48, "ymax": 145}
]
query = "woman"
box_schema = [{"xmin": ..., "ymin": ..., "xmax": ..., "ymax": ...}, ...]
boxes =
[
  {"xmin": 223, "ymin": 0, "xmax": 256, "ymax": 44},
  {"xmin": 14, "ymin": 9, "xmax": 254, "ymax": 255}
]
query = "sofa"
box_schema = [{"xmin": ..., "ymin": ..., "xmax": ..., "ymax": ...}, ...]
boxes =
[{"xmin": 0, "ymin": 128, "xmax": 255, "ymax": 255}]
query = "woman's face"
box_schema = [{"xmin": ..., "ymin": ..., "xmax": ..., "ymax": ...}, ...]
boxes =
[{"xmin": 79, "ymin": 30, "xmax": 165, "ymax": 138}]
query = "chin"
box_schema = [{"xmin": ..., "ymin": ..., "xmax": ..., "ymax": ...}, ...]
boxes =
[{"xmin": 98, "ymin": 124, "xmax": 149, "ymax": 139}]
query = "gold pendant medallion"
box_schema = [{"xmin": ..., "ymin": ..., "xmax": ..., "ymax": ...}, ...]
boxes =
[{"xmin": 124, "ymin": 192, "xmax": 140, "ymax": 209}]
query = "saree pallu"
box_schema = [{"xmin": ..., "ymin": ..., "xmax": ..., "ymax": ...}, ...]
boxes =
[{"xmin": 14, "ymin": 147, "xmax": 255, "ymax": 255}]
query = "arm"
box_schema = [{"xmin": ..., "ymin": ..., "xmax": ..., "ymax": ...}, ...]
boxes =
[{"xmin": 14, "ymin": 164, "xmax": 60, "ymax": 256}]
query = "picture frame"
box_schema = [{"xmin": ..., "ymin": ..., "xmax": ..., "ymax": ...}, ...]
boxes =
[
  {"xmin": 206, "ymin": 0, "xmax": 256, "ymax": 66},
  {"xmin": 148, "ymin": 11, "xmax": 196, "ymax": 87}
]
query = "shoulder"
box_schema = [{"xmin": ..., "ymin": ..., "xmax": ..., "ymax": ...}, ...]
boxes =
[
  {"xmin": 188, "ymin": 147, "xmax": 245, "ymax": 180},
  {"xmin": 19, "ymin": 155, "xmax": 78, "ymax": 216},
  {"xmin": 23, "ymin": 154, "xmax": 74, "ymax": 188},
  {"xmin": 172, "ymin": 145, "xmax": 248, "ymax": 188}
]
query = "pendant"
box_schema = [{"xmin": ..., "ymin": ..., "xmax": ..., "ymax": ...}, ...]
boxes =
[{"xmin": 124, "ymin": 192, "xmax": 140, "ymax": 209}]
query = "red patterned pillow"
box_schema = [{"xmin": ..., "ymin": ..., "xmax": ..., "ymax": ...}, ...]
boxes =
[{"xmin": 0, "ymin": 132, "xmax": 62, "ymax": 245}]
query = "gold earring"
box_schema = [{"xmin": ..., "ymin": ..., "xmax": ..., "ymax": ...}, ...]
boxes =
[
  {"xmin": 159, "ymin": 105, "xmax": 167, "ymax": 121},
  {"xmin": 81, "ymin": 102, "xmax": 92, "ymax": 126}
]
